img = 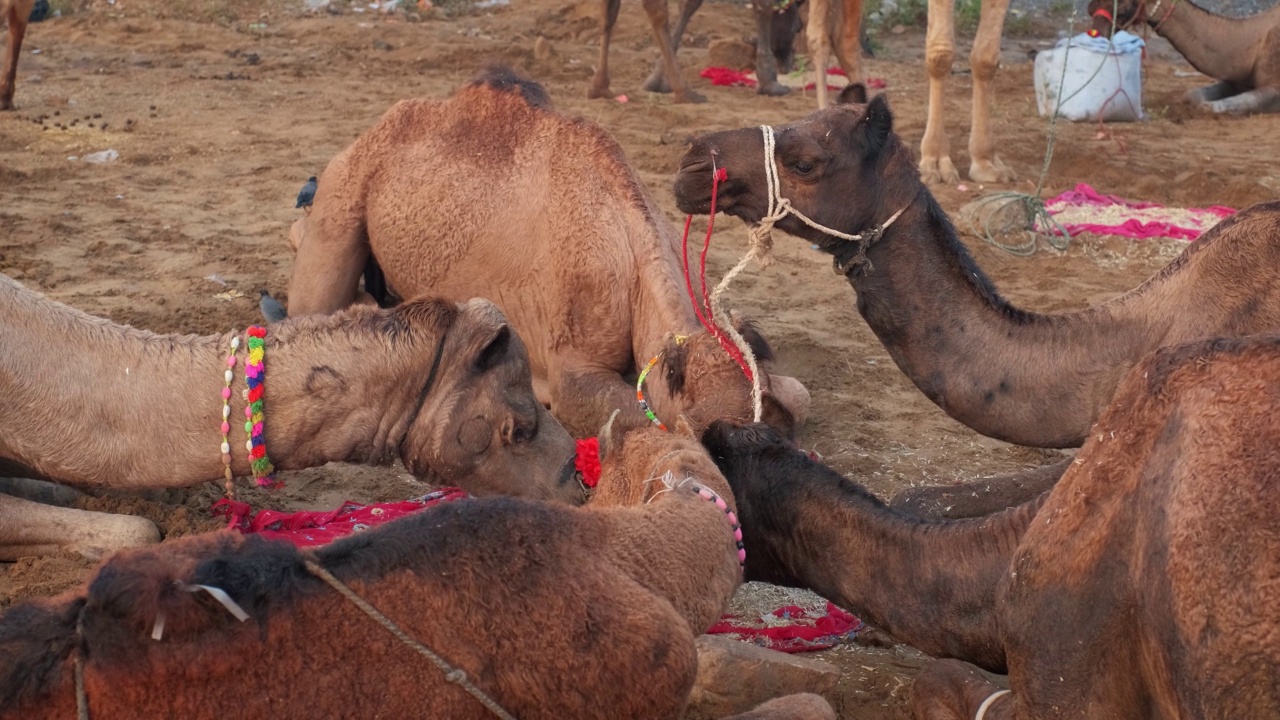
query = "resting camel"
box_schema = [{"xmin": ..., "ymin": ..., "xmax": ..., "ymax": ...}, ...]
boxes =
[
  {"xmin": 674, "ymin": 85, "xmax": 1280, "ymax": 449},
  {"xmin": 1088, "ymin": 0, "xmax": 1280, "ymax": 114},
  {"xmin": 0, "ymin": 424, "xmax": 772, "ymax": 719},
  {"xmin": 704, "ymin": 332, "xmax": 1280, "ymax": 718},
  {"xmin": 0, "ymin": 0, "xmax": 34, "ymax": 109},
  {"xmin": 588, "ymin": 0, "xmax": 868, "ymax": 101},
  {"xmin": 284, "ymin": 67, "xmax": 810, "ymax": 440},
  {"xmin": 0, "ymin": 274, "xmax": 582, "ymax": 560}
]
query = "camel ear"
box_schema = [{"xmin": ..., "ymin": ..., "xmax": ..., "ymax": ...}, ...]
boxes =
[
  {"xmin": 837, "ymin": 83, "xmax": 868, "ymax": 105},
  {"xmin": 597, "ymin": 409, "xmax": 622, "ymax": 462},
  {"xmin": 856, "ymin": 94, "xmax": 894, "ymax": 158},
  {"xmin": 474, "ymin": 324, "xmax": 512, "ymax": 372},
  {"xmin": 674, "ymin": 414, "xmax": 697, "ymax": 438}
]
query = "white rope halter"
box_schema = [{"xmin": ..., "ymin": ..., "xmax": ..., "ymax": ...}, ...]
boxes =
[
  {"xmin": 707, "ymin": 124, "xmax": 913, "ymax": 425},
  {"xmin": 974, "ymin": 689, "xmax": 1011, "ymax": 720}
]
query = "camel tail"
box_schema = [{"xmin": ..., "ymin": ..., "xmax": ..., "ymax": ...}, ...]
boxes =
[
  {"xmin": 362, "ymin": 254, "xmax": 401, "ymax": 309},
  {"xmin": 0, "ymin": 596, "xmax": 85, "ymax": 714}
]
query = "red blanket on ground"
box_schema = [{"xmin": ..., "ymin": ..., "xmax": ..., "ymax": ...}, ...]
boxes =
[
  {"xmin": 700, "ymin": 66, "xmax": 887, "ymax": 93},
  {"xmin": 1042, "ymin": 182, "xmax": 1236, "ymax": 241},
  {"xmin": 213, "ymin": 491, "xmax": 864, "ymax": 653}
]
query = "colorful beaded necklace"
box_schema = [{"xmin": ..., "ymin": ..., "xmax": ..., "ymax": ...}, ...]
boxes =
[
  {"xmin": 635, "ymin": 335, "xmax": 688, "ymax": 432},
  {"xmin": 243, "ymin": 326, "xmax": 279, "ymax": 488}
]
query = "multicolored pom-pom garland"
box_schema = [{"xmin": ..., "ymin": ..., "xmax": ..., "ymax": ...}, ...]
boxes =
[
  {"xmin": 689, "ymin": 481, "xmax": 746, "ymax": 567},
  {"xmin": 243, "ymin": 326, "xmax": 280, "ymax": 489},
  {"xmin": 219, "ymin": 334, "xmax": 241, "ymax": 497}
]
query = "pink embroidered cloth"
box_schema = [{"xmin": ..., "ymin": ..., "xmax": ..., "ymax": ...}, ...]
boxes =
[
  {"xmin": 212, "ymin": 490, "xmax": 863, "ymax": 653},
  {"xmin": 700, "ymin": 66, "xmax": 886, "ymax": 92},
  {"xmin": 1041, "ymin": 183, "xmax": 1235, "ymax": 241}
]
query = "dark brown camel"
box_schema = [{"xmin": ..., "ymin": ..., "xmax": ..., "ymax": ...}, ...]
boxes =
[
  {"xmin": 0, "ymin": 274, "xmax": 581, "ymax": 560},
  {"xmin": 0, "ymin": 424, "xmax": 751, "ymax": 719},
  {"xmin": 0, "ymin": 0, "xmax": 34, "ymax": 109},
  {"xmin": 674, "ymin": 84, "xmax": 1280, "ymax": 450},
  {"xmin": 285, "ymin": 68, "xmax": 810, "ymax": 440},
  {"xmin": 588, "ymin": 0, "xmax": 870, "ymax": 101},
  {"xmin": 703, "ymin": 333, "xmax": 1280, "ymax": 718}
]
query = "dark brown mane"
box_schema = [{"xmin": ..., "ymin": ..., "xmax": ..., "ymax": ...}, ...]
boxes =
[
  {"xmin": 661, "ymin": 320, "xmax": 777, "ymax": 397},
  {"xmin": 466, "ymin": 65, "xmax": 552, "ymax": 111}
]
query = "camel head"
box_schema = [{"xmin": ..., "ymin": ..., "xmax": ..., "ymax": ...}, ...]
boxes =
[
  {"xmin": 369, "ymin": 298, "xmax": 583, "ymax": 505},
  {"xmin": 1086, "ymin": 0, "xmax": 1144, "ymax": 37},
  {"xmin": 589, "ymin": 415, "xmax": 732, "ymax": 509},
  {"xmin": 639, "ymin": 318, "xmax": 810, "ymax": 440},
  {"xmin": 673, "ymin": 85, "xmax": 919, "ymax": 257}
]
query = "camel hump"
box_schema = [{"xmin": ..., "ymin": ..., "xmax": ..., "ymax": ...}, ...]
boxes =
[
  {"xmin": 466, "ymin": 64, "xmax": 552, "ymax": 111},
  {"xmin": 1142, "ymin": 333, "xmax": 1280, "ymax": 401}
]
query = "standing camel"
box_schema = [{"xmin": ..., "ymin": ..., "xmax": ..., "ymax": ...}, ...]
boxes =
[
  {"xmin": 704, "ymin": 332, "xmax": 1280, "ymax": 717},
  {"xmin": 674, "ymin": 86, "xmax": 1280, "ymax": 449},
  {"xmin": 1089, "ymin": 0, "xmax": 1280, "ymax": 114},
  {"xmin": 0, "ymin": 0, "xmax": 34, "ymax": 109}
]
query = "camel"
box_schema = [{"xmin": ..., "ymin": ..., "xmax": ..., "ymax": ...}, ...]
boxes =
[
  {"xmin": 587, "ymin": 0, "xmax": 868, "ymax": 101},
  {"xmin": 1088, "ymin": 0, "xmax": 1280, "ymax": 114},
  {"xmin": 703, "ymin": 332, "xmax": 1280, "ymax": 718},
  {"xmin": 0, "ymin": 0, "xmax": 34, "ymax": 110},
  {"xmin": 0, "ymin": 424, "xmax": 760, "ymax": 720},
  {"xmin": 674, "ymin": 85, "xmax": 1280, "ymax": 449},
  {"xmin": 284, "ymin": 67, "xmax": 811, "ymax": 440},
  {"xmin": 0, "ymin": 273, "xmax": 583, "ymax": 560}
]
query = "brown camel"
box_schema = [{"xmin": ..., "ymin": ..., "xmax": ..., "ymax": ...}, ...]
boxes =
[
  {"xmin": 284, "ymin": 67, "xmax": 810, "ymax": 440},
  {"xmin": 587, "ymin": 0, "xmax": 868, "ymax": 101},
  {"xmin": 704, "ymin": 332, "xmax": 1280, "ymax": 718},
  {"xmin": 674, "ymin": 85, "xmax": 1280, "ymax": 449},
  {"xmin": 0, "ymin": 424, "xmax": 753, "ymax": 720},
  {"xmin": 0, "ymin": 0, "xmax": 34, "ymax": 110},
  {"xmin": 1089, "ymin": 0, "xmax": 1280, "ymax": 114},
  {"xmin": 0, "ymin": 273, "xmax": 582, "ymax": 560}
]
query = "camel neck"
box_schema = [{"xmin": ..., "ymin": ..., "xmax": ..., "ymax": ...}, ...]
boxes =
[
  {"xmin": 756, "ymin": 463, "xmax": 1045, "ymax": 671},
  {"xmin": 1146, "ymin": 0, "xmax": 1273, "ymax": 82},
  {"xmin": 843, "ymin": 184, "xmax": 1158, "ymax": 447},
  {"xmin": 632, "ymin": 202, "xmax": 708, "ymax": 364}
]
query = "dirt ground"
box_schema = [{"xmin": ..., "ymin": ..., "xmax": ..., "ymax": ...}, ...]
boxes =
[{"xmin": 2, "ymin": 0, "xmax": 1278, "ymax": 716}]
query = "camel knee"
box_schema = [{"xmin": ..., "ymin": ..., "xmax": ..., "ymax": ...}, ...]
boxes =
[
  {"xmin": 925, "ymin": 45, "xmax": 955, "ymax": 79},
  {"xmin": 969, "ymin": 44, "xmax": 1000, "ymax": 83}
]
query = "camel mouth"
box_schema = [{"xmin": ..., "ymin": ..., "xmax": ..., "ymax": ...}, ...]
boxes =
[{"xmin": 674, "ymin": 161, "xmax": 730, "ymax": 216}]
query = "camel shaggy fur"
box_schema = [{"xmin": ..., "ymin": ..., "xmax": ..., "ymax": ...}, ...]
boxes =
[
  {"xmin": 0, "ymin": 425, "xmax": 750, "ymax": 719},
  {"xmin": 0, "ymin": 274, "xmax": 582, "ymax": 560},
  {"xmin": 1089, "ymin": 0, "xmax": 1280, "ymax": 114},
  {"xmin": 284, "ymin": 67, "xmax": 810, "ymax": 439},
  {"xmin": 704, "ymin": 332, "xmax": 1280, "ymax": 718},
  {"xmin": 675, "ymin": 85, "xmax": 1280, "ymax": 449},
  {"xmin": 0, "ymin": 0, "xmax": 34, "ymax": 110}
]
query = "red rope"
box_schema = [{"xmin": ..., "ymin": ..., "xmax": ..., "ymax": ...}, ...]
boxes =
[{"xmin": 679, "ymin": 167, "xmax": 754, "ymax": 383}]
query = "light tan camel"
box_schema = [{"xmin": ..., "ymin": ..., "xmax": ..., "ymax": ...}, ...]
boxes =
[
  {"xmin": 807, "ymin": 0, "xmax": 1014, "ymax": 182},
  {"xmin": 0, "ymin": 424, "xmax": 759, "ymax": 720},
  {"xmin": 1089, "ymin": 0, "xmax": 1280, "ymax": 114},
  {"xmin": 0, "ymin": 0, "xmax": 34, "ymax": 110},
  {"xmin": 706, "ymin": 333, "xmax": 1280, "ymax": 718},
  {"xmin": 0, "ymin": 274, "xmax": 582, "ymax": 560},
  {"xmin": 675, "ymin": 86, "xmax": 1280, "ymax": 449},
  {"xmin": 284, "ymin": 67, "xmax": 810, "ymax": 440}
]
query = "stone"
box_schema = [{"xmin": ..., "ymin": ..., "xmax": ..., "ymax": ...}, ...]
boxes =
[
  {"xmin": 683, "ymin": 635, "xmax": 841, "ymax": 719},
  {"xmin": 708, "ymin": 38, "xmax": 757, "ymax": 71}
]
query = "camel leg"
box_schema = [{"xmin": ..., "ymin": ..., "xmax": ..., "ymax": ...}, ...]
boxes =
[
  {"xmin": 910, "ymin": 659, "xmax": 1013, "ymax": 720},
  {"xmin": 0, "ymin": 493, "xmax": 161, "ymax": 561},
  {"xmin": 1186, "ymin": 80, "xmax": 1234, "ymax": 104},
  {"xmin": 752, "ymin": 0, "xmax": 791, "ymax": 96},
  {"xmin": 642, "ymin": 0, "xmax": 703, "ymax": 94},
  {"xmin": 641, "ymin": 0, "xmax": 706, "ymax": 103},
  {"xmin": 966, "ymin": 0, "xmax": 1015, "ymax": 183},
  {"xmin": 588, "ymin": 0, "xmax": 622, "ymax": 99},
  {"xmin": 919, "ymin": 0, "xmax": 959, "ymax": 184},
  {"xmin": 829, "ymin": 0, "xmax": 864, "ymax": 83},
  {"xmin": 1, "ymin": 3, "xmax": 29, "ymax": 110},
  {"xmin": 1205, "ymin": 87, "xmax": 1280, "ymax": 115},
  {"xmin": 554, "ymin": 365, "xmax": 652, "ymax": 439},
  {"xmin": 0, "ymin": 476, "xmax": 86, "ymax": 507},
  {"xmin": 888, "ymin": 457, "xmax": 1069, "ymax": 520},
  {"xmin": 808, "ymin": 0, "xmax": 832, "ymax": 108}
]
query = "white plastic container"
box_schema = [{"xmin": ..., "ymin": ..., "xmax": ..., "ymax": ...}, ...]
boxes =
[{"xmin": 1034, "ymin": 31, "xmax": 1145, "ymax": 122}]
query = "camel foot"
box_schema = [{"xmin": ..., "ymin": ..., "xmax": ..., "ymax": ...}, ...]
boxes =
[
  {"xmin": 969, "ymin": 156, "xmax": 1016, "ymax": 184},
  {"xmin": 756, "ymin": 82, "xmax": 791, "ymax": 97},
  {"xmin": 587, "ymin": 77, "xmax": 613, "ymax": 100},
  {"xmin": 673, "ymin": 88, "xmax": 708, "ymax": 104},
  {"xmin": 642, "ymin": 72, "xmax": 672, "ymax": 94},
  {"xmin": 0, "ymin": 96, "xmax": 12, "ymax": 112},
  {"xmin": 919, "ymin": 155, "xmax": 960, "ymax": 185}
]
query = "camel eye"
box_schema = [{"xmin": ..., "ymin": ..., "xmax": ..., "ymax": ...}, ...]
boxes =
[{"xmin": 793, "ymin": 160, "xmax": 815, "ymax": 175}]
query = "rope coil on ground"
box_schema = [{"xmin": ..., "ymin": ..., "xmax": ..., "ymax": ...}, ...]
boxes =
[{"xmin": 302, "ymin": 558, "xmax": 517, "ymax": 720}]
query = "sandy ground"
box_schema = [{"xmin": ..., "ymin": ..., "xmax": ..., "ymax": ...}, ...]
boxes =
[{"xmin": 1, "ymin": 0, "xmax": 1278, "ymax": 715}]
